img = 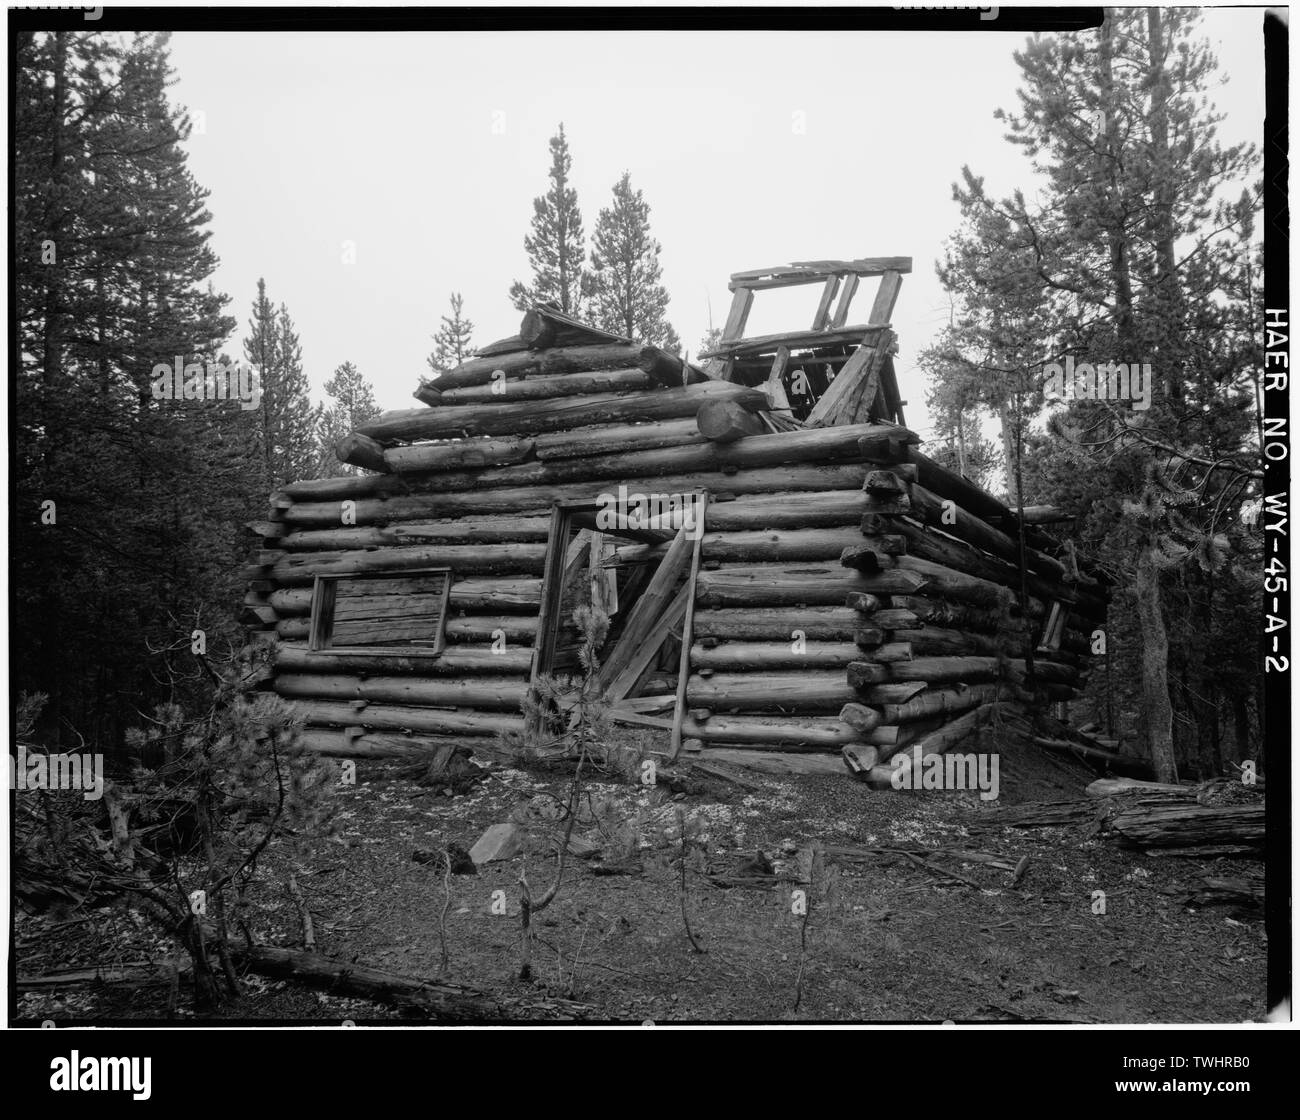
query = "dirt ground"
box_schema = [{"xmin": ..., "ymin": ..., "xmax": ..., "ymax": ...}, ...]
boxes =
[{"xmin": 13, "ymin": 731, "xmax": 1269, "ymax": 1025}]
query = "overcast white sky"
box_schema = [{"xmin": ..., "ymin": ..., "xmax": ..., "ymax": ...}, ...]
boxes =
[{"xmin": 168, "ymin": 11, "xmax": 1266, "ymax": 437}]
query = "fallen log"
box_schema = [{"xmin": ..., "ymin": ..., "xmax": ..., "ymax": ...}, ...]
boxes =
[
  {"xmin": 1032, "ymin": 736, "xmax": 1154, "ymax": 779},
  {"xmin": 1085, "ymin": 777, "xmax": 1190, "ymax": 799},
  {"xmin": 1186, "ymin": 876, "xmax": 1265, "ymax": 907},
  {"xmin": 1108, "ymin": 803, "xmax": 1265, "ymax": 850},
  {"xmin": 238, "ymin": 945, "xmax": 592, "ymax": 1020},
  {"xmin": 975, "ymin": 801, "xmax": 1101, "ymax": 829},
  {"xmin": 18, "ymin": 965, "xmax": 180, "ymax": 991}
]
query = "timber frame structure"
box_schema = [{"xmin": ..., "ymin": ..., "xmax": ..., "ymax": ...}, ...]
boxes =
[{"xmin": 242, "ymin": 257, "xmax": 1109, "ymax": 787}]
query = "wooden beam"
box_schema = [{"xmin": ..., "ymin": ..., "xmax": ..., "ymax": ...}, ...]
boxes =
[
  {"xmin": 867, "ymin": 270, "xmax": 903, "ymax": 325},
  {"xmin": 669, "ymin": 500, "xmax": 707, "ymax": 761},
  {"xmin": 806, "ymin": 330, "xmax": 894, "ymax": 427},
  {"xmin": 606, "ymin": 583, "xmax": 690, "ymax": 703},
  {"xmin": 528, "ymin": 504, "xmax": 572, "ymax": 723},
  {"xmin": 702, "ymin": 325, "xmax": 885, "ymax": 360},
  {"xmin": 830, "ymin": 273, "xmax": 861, "ymax": 329},
  {"xmin": 696, "ymin": 399, "xmax": 767, "ymax": 442},
  {"xmin": 334, "ymin": 432, "xmax": 390, "ymax": 473},
  {"xmin": 811, "ymin": 275, "xmax": 842, "ymax": 330},
  {"xmin": 596, "ymin": 523, "xmax": 693, "ymax": 691},
  {"xmin": 729, "ymin": 257, "xmax": 914, "ymax": 288},
  {"xmin": 520, "ymin": 305, "xmax": 632, "ymax": 349},
  {"xmin": 721, "ymin": 286, "xmax": 754, "ymax": 339},
  {"xmin": 763, "ymin": 346, "xmax": 793, "ymax": 413}
]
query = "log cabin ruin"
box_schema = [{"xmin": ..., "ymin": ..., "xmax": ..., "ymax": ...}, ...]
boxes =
[{"xmin": 242, "ymin": 256, "xmax": 1111, "ymax": 789}]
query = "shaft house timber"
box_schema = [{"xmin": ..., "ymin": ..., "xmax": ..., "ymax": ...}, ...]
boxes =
[{"xmin": 242, "ymin": 289, "xmax": 1108, "ymax": 782}]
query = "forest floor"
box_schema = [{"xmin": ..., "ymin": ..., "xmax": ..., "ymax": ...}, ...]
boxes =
[{"xmin": 13, "ymin": 731, "xmax": 1269, "ymax": 1025}]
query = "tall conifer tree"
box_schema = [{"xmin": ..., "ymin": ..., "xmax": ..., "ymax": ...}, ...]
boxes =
[
  {"xmin": 243, "ymin": 278, "xmax": 321, "ymax": 489},
  {"xmin": 509, "ymin": 124, "xmax": 588, "ymax": 315},
  {"xmin": 589, "ymin": 172, "xmax": 679, "ymax": 350}
]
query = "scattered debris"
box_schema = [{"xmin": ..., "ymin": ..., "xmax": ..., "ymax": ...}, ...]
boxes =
[
  {"xmin": 412, "ymin": 844, "xmax": 477, "ymax": 875},
  {"xmin": 469, "ymin": 823, "xmax": 523, "ymax": 866}
]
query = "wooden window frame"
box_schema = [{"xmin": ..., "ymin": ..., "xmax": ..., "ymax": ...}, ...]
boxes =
[{"xmin": 308, "ymin": 567, "xmax": 452, "ymax": 657}]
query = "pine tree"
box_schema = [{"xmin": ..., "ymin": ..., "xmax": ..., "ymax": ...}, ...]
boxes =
[
  {"xmin": 318, "ymin": 361, "xmax": 380, "ymax": 476},
  {"xmin": 14, "ymin": 31, "xmax": 247, "ymax": 748},
  {"xmin": 509, "ymin": 124, "xmax": 588, "ymax": 315},
  {"xmin": 588, "ymin": 172, "xmax": 679, "ymax": 350},
  {"xmin": 930, "ymin": 9, "xmax": 1261, "ymax": 777},
  {"xmin": 243, "ymin": 278, "xmax": 321, "ymax": 489},
  {"xmin": 427, "ymin": 292, "xmax": 476, "ymax": 375}
]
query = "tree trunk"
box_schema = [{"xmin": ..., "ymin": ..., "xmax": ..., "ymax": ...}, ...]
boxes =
[
  {"xmin": 42, "ymin": 31, "xmax": 67, "ymax": 389},
  {"xmin": 239, "ymin": 945, "xmax": 592, "ymax": 1019},
  {"xmin": 1146, "ymin": 6, "xmax": 1184, "ymax": 403},
  {"xmin": 1135, "ymin": 545, "xmax": 1178, "ymax": 782}
]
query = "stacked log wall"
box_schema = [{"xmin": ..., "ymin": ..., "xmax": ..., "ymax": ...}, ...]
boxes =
[{"xmin": 243, "ymin": 315, "xmax": 1108, "ymax": 766}]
